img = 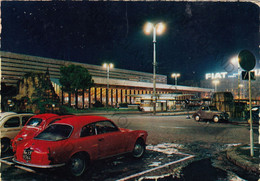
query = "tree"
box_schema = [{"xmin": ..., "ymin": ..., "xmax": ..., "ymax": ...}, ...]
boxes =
[
  {"xmin": 60, "ymin": 64, "xmax": 94, "ymax": 109},
  {"xmin": 15, "ymin": 71, "xmax": 60, "ymax": 113}
]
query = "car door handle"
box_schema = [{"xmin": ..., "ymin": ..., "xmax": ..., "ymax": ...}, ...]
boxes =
[{"xmin": 98, "ymin": 138, "xmax": 104, "ymax": 141}]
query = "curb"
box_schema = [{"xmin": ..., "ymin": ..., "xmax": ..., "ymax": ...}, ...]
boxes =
[
  {"xmin": 75, "ymin": 111, "xmax": 193, "ymax": 116},
  {"xmin": 226, "ymin": 145, "xmax": 260, "ymax": 174}
]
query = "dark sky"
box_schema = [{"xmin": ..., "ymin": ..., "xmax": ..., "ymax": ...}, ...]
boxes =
[{"xmin": 1, "ymin": 2, "xmax": 259, "ymax": 84}]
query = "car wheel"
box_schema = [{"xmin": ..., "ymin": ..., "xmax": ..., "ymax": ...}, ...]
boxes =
[
  {"xmin": 132, "ymin": 139, "xmax": 145, "ymax": 158},
  {"xmin": 68, "ymin": 153, "xmax": 87, "ymax": 177},
  {"xmin": 213, "ymin": 116, "xmax": 219, "ymax": 123},
  {"xmin": 1, "ymin": 138, "xmax": 10, "ymax": 153},
  {"xmin": 194, "ymin": 115, "xmax": 200, "ymax": 122}
]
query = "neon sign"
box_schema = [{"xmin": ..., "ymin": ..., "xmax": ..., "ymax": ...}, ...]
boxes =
[
  {"xmin": 205, "ymin": 72, "xmax": 228, "ymax": 80},
  {"xmin": 205, "ymin": 69, "xmax": 260, "ymax": 80}
]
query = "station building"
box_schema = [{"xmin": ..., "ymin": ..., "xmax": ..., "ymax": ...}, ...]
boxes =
[{"xmin": 1, "ymin": 51, "xmax": 213, "ymax": 108}]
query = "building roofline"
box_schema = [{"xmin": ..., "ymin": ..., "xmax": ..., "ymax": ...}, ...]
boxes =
[{"xmin": 0, "ymin": 51, "xmax": 166, "ymax": 77}]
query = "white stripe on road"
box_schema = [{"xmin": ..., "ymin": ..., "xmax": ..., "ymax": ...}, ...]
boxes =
[
  {"xmin": 117, "ymin": 155, "xmax": 195, "ymax": 181},
  {"xmin": 159, "ymin": 126, "xmax": 188, "ymax": 129}
]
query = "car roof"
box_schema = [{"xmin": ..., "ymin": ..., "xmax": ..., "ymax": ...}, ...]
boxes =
[
  {"xmin": 30, "ymin": 113, "xmax": 58, "ymax": 121},
  {"xmin": 45, "ymin": 115, "xmax": 75, "ymax": 125},
  {"xmin": 0, "ymin": 112, "xmax": 17, "ymax": 117},
  {"xmin": 53, "ymin": 115, "xmax": 110, "ymax": 127},
  {"xmin": 0, "ymin": 112, "xmax": 34, "ymax": 120}
]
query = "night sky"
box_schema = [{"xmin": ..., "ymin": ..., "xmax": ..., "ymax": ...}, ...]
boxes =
[{"xmin": 1, "ymin": 2, "xmax": 259, "ymax": 84}]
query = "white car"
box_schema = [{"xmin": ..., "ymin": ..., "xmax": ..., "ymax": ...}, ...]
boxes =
[{"xmin": 0, "ymin": 112, "xmax": 34, "ymax": 153}]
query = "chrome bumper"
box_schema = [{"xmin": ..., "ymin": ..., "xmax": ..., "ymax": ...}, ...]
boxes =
[{"xmin": 13, "ymin": 158, "xmax": 65, "ymax": 168}]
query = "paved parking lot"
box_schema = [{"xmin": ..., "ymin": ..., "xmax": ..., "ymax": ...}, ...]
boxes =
[{"xmin": 0, "ymin": 143, "xmax": 194, "ymax": 181}]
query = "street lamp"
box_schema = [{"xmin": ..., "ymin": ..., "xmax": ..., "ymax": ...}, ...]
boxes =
[
  {"xmin": 231, "ymin": 57, "xmax": 241, "ymax": 100},
  {"xmin": 103, "ymin": 63, "xmax": 114, "ymax": 108},
  {"xmin": 144, "ymin": 22, "xmax": 166, "ymax": 115},
  {"xmin": 212, "ymin": 79, "xmax": 220, "ymax": 92},
  {"xmin": 171, "ymin": 73, "xmax": 181, "ymax": 85}
]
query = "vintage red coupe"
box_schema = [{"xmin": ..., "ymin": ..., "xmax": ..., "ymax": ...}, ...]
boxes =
[
  {"xmin": 12, "ymin": 113, "xmax": 74, "ymax": 152},
  {"xmin": 13, "ymin": 115, "xmax": 148, "ymax": 176}
]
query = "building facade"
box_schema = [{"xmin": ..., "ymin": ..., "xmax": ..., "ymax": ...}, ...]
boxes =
[{"xmin": 1, "ymin": 51, "xmax": 213, "ymax": 108}]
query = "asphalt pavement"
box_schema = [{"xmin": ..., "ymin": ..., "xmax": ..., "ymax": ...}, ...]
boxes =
[{"xmin": 77, "ymin": 110, "xmax": 260, "ymax": 176}]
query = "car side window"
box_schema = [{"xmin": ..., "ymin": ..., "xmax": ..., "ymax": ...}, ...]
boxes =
[
  {"xmin": 22, "ymin": 116, "xmax": 32, "ymax": 126},
  {"xmin": 202, "ymin": 107, "xmax": 209, "ymax": 111},
  {"xmin": 4, "ymin": 117, "xmax": 20, "ymax": 128},
  {"xmin": 95, "ymin": 121, "xmax": 119, "ymax": 134},
  {"xmin": 80, "ymin": 124, "xmax": 96, "ymax": 137}
]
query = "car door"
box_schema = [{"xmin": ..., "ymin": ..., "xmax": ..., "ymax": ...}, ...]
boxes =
[
  {"xmin": 1, "ymin": 115, "xmax": 22, "ymax": 139},
  {"xmin": 95, "ymin": 121, "xmax": 125, "ymax": 158},
  {"xmin": 77, "ymin": 123, "xmax": 99, "ymax": 160},
  {"xmin": 200, "ymin": 106, "xmax": 208, "ymax": 119}
]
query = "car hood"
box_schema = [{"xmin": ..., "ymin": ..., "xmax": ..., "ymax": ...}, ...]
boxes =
[
  {"xmin": 211, "ymin": 111, "xmax": 225, "ymax": 114},
  {"xmin": 120, "ymin": 128, "xmax": 134, "ymax": 133}
]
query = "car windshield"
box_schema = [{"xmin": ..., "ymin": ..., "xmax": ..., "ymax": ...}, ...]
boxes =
[
  {"xmin": 26, "ymin": 118, "xmax": 42, "ymax": 127},
  {"xmin": 35, "ymin": 124, "xmax": 72, "ymax": 141},
  {"xmin": 209, "ymin": 106, "xmax": 218, "ymax": 111}
]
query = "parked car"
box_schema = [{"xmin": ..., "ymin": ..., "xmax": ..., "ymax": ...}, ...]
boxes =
[
  {"xmin": 12, "ymin": 113, "xmax": 74, "ymax": 152},
  {"xmin": 0, "ymin": 112, "xmax": 34, "ymax": 153},
  {"xmin": 192, "ymin": 105, "xmax": 229, "ymax": 123},
  {"xmin": 13, "ymin": 115, "xmax": 148, "ymax": 176},
  {"xmin": 245, "ymin": 105, "xmax": 260, "ymax": 124}
]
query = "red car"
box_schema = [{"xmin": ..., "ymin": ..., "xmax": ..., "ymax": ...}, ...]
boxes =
[
  {"xmin": 12, "ymin": 113, "xmax": 74, "ymax": 152},
  {"xmin": 13, "ymin": 115, "xmax": 148, "ymax": 176}
]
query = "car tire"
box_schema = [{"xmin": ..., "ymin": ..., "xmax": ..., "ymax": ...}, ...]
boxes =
[
  {"xmin": 213, "ymin": 116, "xmax": 219, "ymax": 123},
  {"xmin": 194, "ymin": 115, "xmax": 200, "ymax": 122},
  {"xmin": 68, "ymin": 153, "xmax": 87, "ymax": 177},
  {"xmin": 1, "ymin": 138, "xmax": 10, "ymax": 153},
  {"xmin": 132, "ymin": 138, "xmax": 146, "ymax": 158}
]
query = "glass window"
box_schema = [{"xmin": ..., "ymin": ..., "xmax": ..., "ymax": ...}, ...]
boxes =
[
  {"xmin": 95, "ymin": 121, "xmax": 119, "ymax": 134},
  {"xmin": 26, "ymin": 118, "xmax": 43, "ymax": 127},
  {"xmin": 4, "ymin": 117, "xmax": 20, "ymax": 128},
  {"xmin": 80, "ymin": 124, "xmax": 96, "ymax": 137},
  {"xmin": 209, "ymin": 106, "xmax": 218, "ymax": 111},
  {"xmin": 203, "ymin": 107, "xmax": 209, "ymax": 111},
  {"xmin": 35, "ymin": 124, "xmax": 72, "ymax": 141},
  {"xmin": 22, "ymin": 116, "xmax": 33, "ymax": 126}
]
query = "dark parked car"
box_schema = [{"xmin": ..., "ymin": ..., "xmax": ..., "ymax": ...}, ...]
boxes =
[
  {"xmin": 192, "ymin": 106, "xmax": 229, "ymax": 123},
  {"xmin": 245, "ymin": 106, "xmax": 260, "ymax": 124}
]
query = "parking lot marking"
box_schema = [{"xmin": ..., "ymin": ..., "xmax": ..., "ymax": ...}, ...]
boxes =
[
  {"xmin": 146, "ymin": 143, "xmax": 190, "ymax": 156},
  {"xmin": 117, "ymin": 155, "xmax": 195, "ymax": 181}
]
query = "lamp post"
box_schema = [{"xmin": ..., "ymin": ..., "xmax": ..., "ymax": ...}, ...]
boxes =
[
  {"xmin": 171, "ymin": 73, "xmax": 181, "ymax": 85},
  {"xmin": 212, "ymin": 79, "xmax": 220, "ymax": 92},
  {"xmin": 231, "ymin": 57, "xmax": 241, "ymax": 100},
  {"xmin": 103, "ymin": 63, "xmax": 114, "ymax": 108},
  {"xmin": 144, "ymin": 22, "xmax": 166, "ymax": 115}
]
